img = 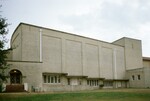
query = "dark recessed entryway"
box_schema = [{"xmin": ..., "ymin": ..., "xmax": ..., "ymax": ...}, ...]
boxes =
[{"xmin": 10, "ymin": 69, "xmax": 22, "ymax": 84}]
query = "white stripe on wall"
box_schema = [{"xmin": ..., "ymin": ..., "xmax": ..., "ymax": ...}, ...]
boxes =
[
  {"xmin": 40, "ymin": 29, "xmax": 42, "ymax": 62},
  {"xmin": 113, "ymin": 48, "xmax": 117, "ymax": 79}
]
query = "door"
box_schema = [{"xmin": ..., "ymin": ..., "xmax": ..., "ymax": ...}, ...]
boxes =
[{"xmin": 10, "ymin": 69, "xmax": 22, "ymax": 84}]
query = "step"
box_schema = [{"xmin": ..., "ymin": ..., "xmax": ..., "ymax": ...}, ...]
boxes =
[{"xmin": 6, "ymin": 84, "xmax": 26, "ymax": 92}]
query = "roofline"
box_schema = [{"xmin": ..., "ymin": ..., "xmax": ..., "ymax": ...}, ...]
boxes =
[
  {"xmin": 126, "ymin": 68, "xmax": 143, "ymax": 71},
  {"xmin": 7, "ymin": 60, "xmax": 43, "ymax": 63},
  {"xmin": 11, "ymin": 23, "xmax": 22, "ymax": 44},
  {"xmin": 20, "ymin": 22, "xmax": 111, "ymax": 44},
  {"xmin": 112, "ymin": 37, "xmax": 141, "ymax": 44},
  {"xmin": 12, "ymin": 22, "xmax": 124, "ymax": 47},
  {"xmin": 143, "ymin": 57, "xmax": 150, "ymax": 61}
]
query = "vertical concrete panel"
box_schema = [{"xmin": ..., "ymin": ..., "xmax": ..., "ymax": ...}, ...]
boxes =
[
  {"xmin": 101, "ymin": 47, "xmax": 113, "ymax": 79},
  {"xmin": 127, "ymin": 69, "xmax": 145, "ymax": 88},
  {"xmin": 22, "ymin": 25, "xmax": 40, "ymax": 61},
  {"xmin": 8, "ymin": 61, "xmax": 42, "ymax": 92},
  {"xmin": 144, "ymin": 67, "xmax": 150, "ymax": 88},
  {"xmin": 116, "ymin": 49, "xmax": 126, "ymax": 79},
  {"xmin": 62, "ymin": 39, "xmax": 66, "ymax": 73},
  {"xmin": 66, "ymin": 40, "xmax": 82, "ymax": 75},
  {"xmin": 85, "ymin": 44, "xmax": 99, "ymax": 77},
  {"xmin": 11, "ymin": 26, "xmax": 22, "ymax": 61},
  {"xmin": 42, "ymin": 35, "xmax": 62, "ymax": 73},
  {"xmin": 143, "ymin": 61, "xmax": 150, "ymax": 68},
  {"xmin": 12, "ymin": 33, "xmax": 22, "ymax": 60},
  {"xmin": 125, "ymin": 38, "xmax": 143, "ymax": 70}
]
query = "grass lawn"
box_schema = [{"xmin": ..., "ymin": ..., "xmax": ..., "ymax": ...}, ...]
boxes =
[{"xmin": 0, "ymin": 89, "xmax": 150, "ymax": 101}]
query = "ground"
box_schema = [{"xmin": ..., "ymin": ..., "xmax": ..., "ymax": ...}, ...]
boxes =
[{"xmin": 0, "ymin": 89, "xmax": 150, "ymax": 101}]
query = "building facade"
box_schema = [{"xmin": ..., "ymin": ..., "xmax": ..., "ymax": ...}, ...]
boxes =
[
  {"xmin": 126, "ymin": 57, "xmax": 150, "ymax": 88},
  {"xmin": 4, "ymin": 23, "xmax": 150, "ymax": 92}
]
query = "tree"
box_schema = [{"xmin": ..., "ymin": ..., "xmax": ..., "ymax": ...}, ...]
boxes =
[
  {"xmin": 0, "ymin": 17, "xmax": 9, "ymax": 78},
  {"xmin": 0, "ymin": 11, "xmax": 10, "ymax": 92}
]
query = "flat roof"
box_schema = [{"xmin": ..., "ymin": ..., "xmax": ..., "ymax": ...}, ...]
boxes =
[
  {"xmin": 12, "ymin": 22, "xmax": 125, "ymax": 47},
  {"xmin": 143, "ymin": 57, "xmax": 150, "ymax": 61}
]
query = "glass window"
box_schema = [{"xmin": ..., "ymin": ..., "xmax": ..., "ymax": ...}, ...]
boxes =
[
  {"xmin": 96, "ymin": 80, "xmax": 98, "ymax": 86},
  {"xmin": 55, "ymin": 76, "xmax": 57, "ymax": 83},
  {"xmin": 132, "ymin": 75, "xmax": 135, "ymax": 80},
  {"xmin": 44, "ymin": 75, "xmax": 47, "ymax": 83},
  {"xmin": 87, "ymin": 80, "xmax": 99, "ymax": 86},
  {"xmin": 51, "ymin": 76, "xmax": 54, "ymax": 83},
  {"xmin": 137, "ymin": 75, "xmax": 141, "ymax": 80},
  {"xmin": 68, "ymin": 78, "xmax": 70, "ymax": 85},
  {"xmin": 87, "ymin": 80, "xmax": 89, "ymax": 85},
  {"xmin": 90, "ymin": 80, "xmax": 92, "ymax": 86},
  {"xmin": 58, "ymin": 76, "xmax": 60, "ymax": 83},
  {"xmin": 43, "ymin": 74, "xmax": 61, "ymax": 84},
  {"xmin": 48, "ymin": 75, "xmax": 50, "ymax": 83},
  {"xmin": 104, "ymin": 81, "xmax": 113, "ymax": 87},
  {"xmin": 79, "ymin": 79, "xmax": 82, "ymax": 85}
]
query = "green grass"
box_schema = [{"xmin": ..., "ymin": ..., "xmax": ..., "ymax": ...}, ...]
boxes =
[{"xmin": 0, "ymin": 89, "xmax": 150, "ymax": 101}]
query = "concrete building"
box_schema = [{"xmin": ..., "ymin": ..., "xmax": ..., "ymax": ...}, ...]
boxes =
[
  {"xmin": 4, "ymin": 23, "xmax": 150, "ymax": 92},
  {"xmin": 126, "ymin": 57, "xmax": 150, "ymax": 88}
]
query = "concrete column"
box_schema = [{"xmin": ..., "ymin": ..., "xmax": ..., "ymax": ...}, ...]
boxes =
[
  {"xmin": 62, "ymin": 38, "xmax": 66, "ymax": 73},
  {"xmin": 113, "ymin": 48, "xmax": 117, "ymax": 79},
  {"xmin": 39, "ymin": 29, "xmax": 42, "ymax": 62}
]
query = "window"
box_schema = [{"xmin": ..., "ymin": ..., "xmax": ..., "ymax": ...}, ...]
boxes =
[
  {"xmin": 132, "ymin": 75, "xmax": 135, "ymax": 80},
  {"xmin": 58, "ymin": 76, "xmax": 60, "ymax": 83},
  {"xmin": 137, "ymin": 75, "xmax": 141, "ymax": 80},
  {"xmin": 55, "ymin": 76, "xmax": 57, "ymax": 83},
  {"xmin": 87, "ymin": 80, "xmax": 99, "ymax": 86},
  {"xmin": 87, "ymin": 80, "xmax": 89, "ymax": 85},
  {"xmin": 68, "ymin": 78, "xmax": 70, "ymax": 85},
  {"xmin": 43, "ymin": 75, "xmax": 60, "ymax": 84},
  {"xmin": 44, "ymin": 75, "xmax": 47, "ymax": 83},
  {"xmin": 104, "ymin": 81, "xmax": 113, "ymax": 87},
  {"xmin": 48, "ymin": 76, "xmax": 50, "ymax": 83},
  {"xmin": 51, "ymin": 76, "xmax": 54, "ymax": 83},
  {"xmin": 78, "ymin": 79, "xmax": 82, "ymax": 85}
]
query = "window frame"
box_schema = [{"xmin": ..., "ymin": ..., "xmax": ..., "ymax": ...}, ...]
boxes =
[
  {"xmin": 87, "ymin": 79, "xmax": 99, "ymax": 87},
  {"xmin": 137, "ymin": 75, "xmax": 141, "ymax": 80},
  {"xmin": 43, "ymin": 74, "xmax": 61, "ymax": 84},
  {"xmin": 132, "ymin": 75, "xmax": 135, "ymax": 80}
]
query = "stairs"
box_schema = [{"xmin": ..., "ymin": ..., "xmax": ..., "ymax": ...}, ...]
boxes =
[{"xmin": 5, "ymin": 84, "xmax": 26, "ymax": 92}]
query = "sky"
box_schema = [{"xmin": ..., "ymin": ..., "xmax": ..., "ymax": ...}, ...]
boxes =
[{"xmin": 1, "ymin": 0, "xmax": 150, "ymax": 57}]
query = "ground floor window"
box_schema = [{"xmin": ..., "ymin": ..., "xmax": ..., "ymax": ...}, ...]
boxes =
[
  {"xmin": 68, "ymin": 78, "xmax": 70, "ymax": 85},
  {"xmin": 104, "ymin": 81, "xmax": 113, "ymax": 87},
  {"xmin": 137, "ymin": 75, "xmax": 141, "ymax": 80},
  {"xmin": 132, "ymin": 75, "xmax": 135, "ymax": 80},
  {"xmin": 43, "ymin": 74, "xmax": 60, "ymax": 84},
  {"xmin": 87, "ymin": 80, "xmax": 99, "ymax": 86}
]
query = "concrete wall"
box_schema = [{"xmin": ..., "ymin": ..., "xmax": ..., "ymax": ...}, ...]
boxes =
[
  {"xmin": 85, "ymin": 43, "xmax": 99, "ymax": 77},
  {"xmin": 21, "ymin": 25, "xmax": 40, "ymax": 62},
  {"xmin": 42, "ymin": 35, "xmax": 62, "ymax": 73},
  {"xmin": 14, "ymin": 23, "xmax": 125, "ymax": 80},
  {"xmin": 144, "ymin": 67, "xmax": 150, "ymax": 88},
  {"xmin": 9, "ymin": 23, "xmax": 143, "ymax": 91},
  {"xmin": 113, "ymin": 37, "xmax": 143, "ymax": 70},
  {"xmin": 66, "ymin": 40, "xmax": 82, "ymax": 76},
  {"xmin": 11, "ymin": 24, "xmax": 41, "ymax": 62},
  {"xmin": 142, "ymin": 58, "xmax": 150, "ymax": 88},
  {"xmin": 127, "ymin": 68, "xmax": 145, "ymax": 88},
  {"xmin": 7, "ymin": 61, "xmax": 42, "ymax": 91},
  {"xmin": 125, "ymin": 59, "xmax": 150, "ymax": 88},
  {"xmin": 11, "ymin": 25, "xmax": 22, "ymax": 61},
  {"xmin": 101, "ymin": 47, "xmax": 113, "ymax": 79},
  {"xmin": 143, "ymin": 60, "xmax": 150, "ymax": 68}
]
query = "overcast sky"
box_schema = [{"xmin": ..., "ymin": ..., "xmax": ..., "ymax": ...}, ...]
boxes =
[{"xmin": 1, "ymin": 0, "xmax": 150, "ymax": 57}]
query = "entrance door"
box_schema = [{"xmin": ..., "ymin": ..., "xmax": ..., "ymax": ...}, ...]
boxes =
[{"xmin": 10, "ymin": 69, "xmax": 22, "ymax": 84}]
